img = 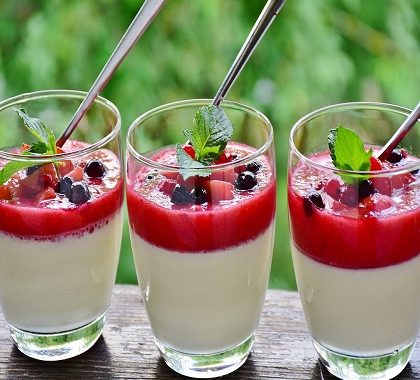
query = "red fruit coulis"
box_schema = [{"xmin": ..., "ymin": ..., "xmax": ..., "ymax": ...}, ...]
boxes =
[
  {"xmin": 288, "ymin": 150, "xmax": 419, "ymax": 269},
  {"xmin": 0, "ymin": 140, "xmax": 123, "ymax": 240},
  {"xmin": 127, "ymin": 143, "xmax": 276, "ymax": 253}
]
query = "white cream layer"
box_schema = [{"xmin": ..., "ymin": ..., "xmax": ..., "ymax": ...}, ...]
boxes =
[
  {"xmin": 292, "ymin": 244, "xmax": 420, "ymax": 356},
  {"xmin": 0, "ymin": 212, "xmax": 122, "ymax": 333},
  {"xmin": 130, "ymin": 222, "xmax": 275, "ymax": 354}
]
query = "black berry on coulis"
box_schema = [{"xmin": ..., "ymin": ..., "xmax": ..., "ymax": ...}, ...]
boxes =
[
  {"xmin": 246, "ymin": 161, "xmax": 261, "ymax": 173},
  {"xmin": 386, "ymin": 149, "xmax": 405, "ymax": 164},
  {"xmin": 58, "ymin": 177, "xmax": 73, "ymax": 198},
  {"xmin": 307, "ymin": 190, "xmax": 325, "ymax": 210},
  {"xmin": 171, "ymin": 184, "xmax": 192, "ymax": 205},
  {"xmin": 84, "ymin": 159, "xmax": 106, "ymax": 178},
  {"xmin": 235, "ymin": 171, "xmax": 258, "ymax": 191},
  {"xmin": 358, "ymin": 179, "xmax": 374, "ymax": 200},
  {"xmin": 69, "ymin": 182, "xmax": 91, "ymax": 205},
  {"xmin": 190, "ymin": 187, "xmax": 207, "ymax": 205}
]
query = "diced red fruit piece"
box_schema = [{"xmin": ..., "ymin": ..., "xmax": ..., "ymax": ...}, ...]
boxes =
[
  {"xmin": 215, "ymin": 151, "xmax": 229, "ymax": 164},
  {"xmin": 340, "ymin": 185, "xmax": 358, "ymax": 207},
  {"xmin": 182, "ymin": 145, "xmax": 195, "ymax": 159},
  {"xmin": 210, "ymin": 168, "xmax": 236, "ymax": 183},
  {"xmin": 370, "ymin": 156, "xmax": 383, "ymax": 171},
  {"xmin": 161, "ymin": 171, "xmax": 179, "ymax": 180},
  {"xmin": 202, "ymin": 180, "xmax": 234, "ymax": 202},
  {"xmin": 19, "ymin": 143, "xmax": 31, "ymax": 153},
  {"xmin": 226, "ymin": 153, "xmax": 237, "ymax": 162},
  {"xmin": 176, "ymin": 174, "xmax": 204, "ymax": 191},
  {"xmin": 362, "ymin": 193, "xmax": 395, "ymax": 213},
  {"xmin": 0, "ymin": 185, "xmax": 12, "ymax": 200},
  {"xmin": 56, "ymin": 160, "xmax": 74, "ymax": 177},
  {"xmin": 390, "ymin": 173, "xmax": 416, "ymax": 189},
  {"xmin": 36, "ymin": 187, "xmax": 57, "ymax": 202},
  {"xmin": 234, "ymin": 164, "xmax": 247, "ymax": 174},
  {"xmin": 17, "ymin": 163, "xmax": 59, "ymax": 198},
  {"xmin": 65, "ymin": 166, "xmax": 84, "ymax": 182},
  {"xmin": 324, "ymin": 178, "xmax": 342, "ymax": 200},
  {"xmin": 372, "ymin": 177, "xmax": 392, "ymax": 196},
  {"xmin": 159, "ymin": 179, "xmax": 177, "ymax": 195}
]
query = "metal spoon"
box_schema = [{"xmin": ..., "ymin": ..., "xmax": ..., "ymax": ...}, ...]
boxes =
[
  {"xmin": 377, "ymin": 101, "xmax": 420, "ymax": 161},
  {"xmin": 56, "ymin": 0, "xmax": 166, "ymax": 147},
  {"xmin": 212, "ymin": 0, "xmax": 287, "ymax": 106}
]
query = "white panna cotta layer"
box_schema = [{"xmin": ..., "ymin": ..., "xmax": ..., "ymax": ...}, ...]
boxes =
[
  {"xmin": 0, "ymin": 212, "xmax": 122, "ymax": 333},
  {"xmin": 291, "ymin": 244, "xmax": 420, "ymax": 356},
  {"xmin": 130, "ymin": 222, "xmax": 275, "ymax": 354}
]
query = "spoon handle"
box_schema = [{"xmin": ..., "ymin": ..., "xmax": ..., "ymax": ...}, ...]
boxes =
[
  {"xmin": 377, "ymin": 101, "xmax": 420, "ymax": 161},
  {"xmin": 57, "ymin": 0, "xmax": 166, "ymax": 147},
  {"xmin": 212, "ymin": 0, "xmax": 286, "ymax": 106}
]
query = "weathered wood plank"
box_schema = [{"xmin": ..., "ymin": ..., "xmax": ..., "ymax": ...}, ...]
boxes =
[{"xmin": 0, "ymin": 285, "xmax": 418, "ymax": 379}]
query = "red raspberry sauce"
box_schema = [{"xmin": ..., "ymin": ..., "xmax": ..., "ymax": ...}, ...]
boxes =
[
  {"xmin": 127, "ymin": 144, "xmax": 276, "ymax": 253},
  {"xmin": 288, "ymin": 153, "xmax": 419, "ymax": 269}
]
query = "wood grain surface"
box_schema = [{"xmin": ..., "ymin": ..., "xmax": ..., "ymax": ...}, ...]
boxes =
[{"xmin": 0, "ymin": 285, "xmax": 418, "ymax": 379}]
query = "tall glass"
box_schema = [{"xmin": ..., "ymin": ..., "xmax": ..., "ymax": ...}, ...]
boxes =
[
  {"xmin": 288, "ymin": 102, "xmax": 419, "ymax": 379},
  {"xmin": 126, "ymin": 99, "xmax": 276, "ymax": 378},
  {"xmin": 0, "ymin": 90, "xmax": 124, "ymax": 360}
]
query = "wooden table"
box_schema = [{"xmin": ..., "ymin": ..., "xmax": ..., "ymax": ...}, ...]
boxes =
[{"xmin": 0, "ymin": 285, "xmax": 419, "ymax": 379}]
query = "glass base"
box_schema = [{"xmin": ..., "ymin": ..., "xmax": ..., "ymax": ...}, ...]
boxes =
[
  {"xmin": 313, "ymin": 339, "xmax": 414, "ymax": 380},
  {"xmin": 9, "ymin": 313, "xmax": 106, "ymax": 361},
  {"xmin": 155, "ymin": 334, "xmax": 254, "ymax": 378}
]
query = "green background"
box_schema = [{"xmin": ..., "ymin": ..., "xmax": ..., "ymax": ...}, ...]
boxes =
[{"xmin": 0, "ymin": 0, "xmax": 418, "ymax": 289}]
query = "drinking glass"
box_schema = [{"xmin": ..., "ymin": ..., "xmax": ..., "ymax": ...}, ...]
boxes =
[
  {"xmin": 288, "ymin": 102, "xmax": 419, "ymax": 380},
  {"xmin": 126, "ymin": 99, "xmax": 276, "ymax": 378},
  {"xmin": 0, "ymin": 90, "xmax": 124, "ymax": 360}
]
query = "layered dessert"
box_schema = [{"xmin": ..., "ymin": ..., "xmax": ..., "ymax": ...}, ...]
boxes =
[
  {"xmin": 0, "ymin": 139, "xmax": 123, "ymax": 333},
  {"xmin": 127, "ymin": 142, "xmax": 276, "ymax": 354},
  {"xmin": 289, "ymin": 142, "xmax": 419, "ymax": 357}
]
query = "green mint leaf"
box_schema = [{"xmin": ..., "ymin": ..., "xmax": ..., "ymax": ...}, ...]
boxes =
[
  {"xmin": 0, "ymin": 160, "xmax": 37, "ymax": 185},
  {"xmin": 328, "ymin": 125, "xmax": 372, "ymax": 183},
  {"xmin": 183, "ymin": 105, "xmax": 233, "ymax": 163},
  {"xmin": 176, "ymin": 144, "xmax": 211, "ymax": 180},
  {"xmin": 14, "ymin": 108, "xmax": 57, "ymax": 153},
  {"xmin": 28, "ymin": 141, "xmax": 49, "ymax": 154}
]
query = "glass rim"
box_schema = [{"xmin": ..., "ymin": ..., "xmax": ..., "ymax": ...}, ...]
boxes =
[
  {"xmin": 126, "ymin": 98, "xmax": 274, "ymax": 172},
  {"xmin": 0, "ymin": 89, "xmax": 121, "ymax": 162},
  {"xmin": 289, "ymin": 101, "xmax": 420, "ymax": 175}
]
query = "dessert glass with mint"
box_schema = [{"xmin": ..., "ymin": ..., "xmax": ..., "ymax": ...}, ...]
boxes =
[
  {"xmin": 126, "ymin": 99, "xmax": 276, "ymax": 378},
  {"xmin": 0, "ymin": 90, "xmax": 124, "ymax": 360},
  {"xmin": 288, "ymin": 102, "xmax": 419, "ymax": 380}
]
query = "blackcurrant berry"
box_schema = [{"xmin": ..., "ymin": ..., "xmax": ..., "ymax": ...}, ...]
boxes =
[
  {"xmin": 84, "ymin": 159, "xmax": 106, "ymax": 178},
  {"xmin": 190, "ymin": 187, "xmax": 207, "ymax": 205},
  {"xmin": 246, "ymin": 161, "xmax": 261, "ymax": 173},
  {"xmin": 235, "ymin": 171, "xmax": 258, "ymax": 190},
  {"xmin": 171, "ymin": 184, "xmax": 192, "ymax": 205},
  {"xmin": 69, "ymin": 182, "xmax": 91, "ymax": 205}
]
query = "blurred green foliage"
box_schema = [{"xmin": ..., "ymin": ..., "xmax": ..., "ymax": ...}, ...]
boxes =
[{"xmin": 0, "ymin": 0, "xmax": 418, "ymax": 289}]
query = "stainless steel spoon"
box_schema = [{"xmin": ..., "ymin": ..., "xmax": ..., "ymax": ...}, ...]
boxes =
[
  {"xmin": 377, "ymin": 100, "xmax": 420, "ymax": 161},
  {"xmin": 212, "ymin": 0, "xmax": 287, "ymax": 106},
  {"xmin": 57, "ymin": 0, "xmax": 166, "ymax": 147}
]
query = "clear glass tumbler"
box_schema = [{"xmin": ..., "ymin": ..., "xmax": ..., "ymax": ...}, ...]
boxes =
[
  {"xmin": 288, "ymin": 102, "xmax": 419, "ymax": 380},
  {"xmin": 0, "ymin": 90, "xmax": 124, "ymax": 360},
  {"xmin": 126, "ymin": 99, "xmax": 276, "ymax": 378}
]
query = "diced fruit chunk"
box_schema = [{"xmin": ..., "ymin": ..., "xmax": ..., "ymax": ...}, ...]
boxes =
[
  {"xmin": 362, "ymin": 193, "xmax": 396, "ymax": 213},
  {"xmin": 210, "ymin": 168, "xmax": 236, "ymax": 183},
  {"xmin": 182, "ymin": 145, "xmax": 195, "ymax": 159},
  {"xmin": 203, "ymin": 180, "xmax": 234, "ymax": 202},
  {"xmin": 36, "ymin": 187, "xmax": 57, "ymax": 202},
  {"xmin": 65, "ymin": 166, "xmax": 84, "ymax": 182},
  {"xmin": 0, "ymin": 185, "xmax": 12, "ymax": 200},
  {"xmin": 69, "ymin": 182, "xmax": 91, "ymax": 205}
]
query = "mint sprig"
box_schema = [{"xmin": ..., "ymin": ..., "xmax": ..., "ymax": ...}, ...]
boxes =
[
  {"xmin": 176, "ymin": 144, "xmax": 211, "ymax": 179},
  {"xmin": 178, "ymin": 105, "xmax": 233, "ymax": 179},
  {"xmin": 328, "ymin": 125, "xmax": 372, "ymax": 184},
  {"xmin": 0, "ymin": 109, "xmax": 58, "ymax": 185}
]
